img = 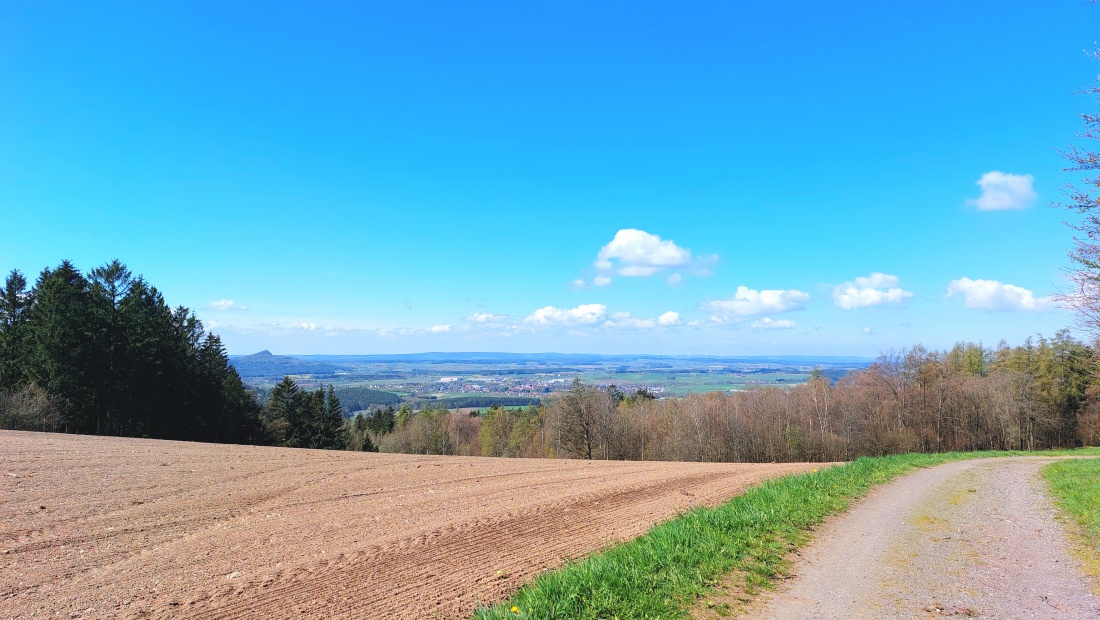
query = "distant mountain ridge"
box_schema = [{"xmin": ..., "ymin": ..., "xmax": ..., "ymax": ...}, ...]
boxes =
[
  {"xmin": 229, "ymin": 350, "xmax": 343, "ymax": 378},
  {"xmin": 292, "ymin": 352, "xmax": 873, "ymax": 366}
]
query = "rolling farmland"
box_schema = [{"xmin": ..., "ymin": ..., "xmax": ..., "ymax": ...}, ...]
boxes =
[{"xmin": 1, "ymin": 431, "xmax": 816, "ymax": 619}]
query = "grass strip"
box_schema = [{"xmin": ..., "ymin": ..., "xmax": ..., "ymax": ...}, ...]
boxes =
[
  {"xmin": 1043, "ymin": 457, "xmax": 1100, "ymax": 588},
  {"xmin": 475, "ymin": 448, "xmax": 1100, "ymax": 620},
  {"xmin": 474, "ymin": 452, "xmax": 966, "ymax": 619}
]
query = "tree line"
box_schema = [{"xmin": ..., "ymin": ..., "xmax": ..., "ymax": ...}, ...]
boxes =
[
  {"xmin": 372, "ymin": 332, "xmax": 1098, "ymax": 462},
  {"xmin": 0, "ymin": 260, "xmax": 266, "ymax": 442},
  {"xmin": 3, "ymin": 260, "xmax": 1097, "ymax": 462},
  {"xmin": 0, "ymin": 260, "xmax": 355, "ymax": 451}
]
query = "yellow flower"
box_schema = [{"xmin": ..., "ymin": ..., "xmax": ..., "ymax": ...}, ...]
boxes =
[
  {"xmin": 813, "ymin": 468, "xmax": 819, "ymax": 473},
  {"xmin": 511, "ymin": 606, "xmax": 521, "ymax": 614}
]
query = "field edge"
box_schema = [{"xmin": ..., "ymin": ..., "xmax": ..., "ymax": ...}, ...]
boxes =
[
  {"xmin": 473, "ymin": 448, "xmax": 1100, "ymax": 620},
  {"xmin": 1043, "ymin": 457, "xmax": 1100, "ymax": 594}
]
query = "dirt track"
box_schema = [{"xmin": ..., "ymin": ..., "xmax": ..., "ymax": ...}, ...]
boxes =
[
  {"xmin": 0, "ymin": 431, "xmax": 814, "ymax": 619},
  {"xmin": 742, "ymin": 457, "xmax": 1100, "ymax": 619}
]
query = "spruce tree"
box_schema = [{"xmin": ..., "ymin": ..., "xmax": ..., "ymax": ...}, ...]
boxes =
[
  {"xmin": 24, "ymin": 261, "xmax": 99, "ymax": 433},
  {"xmin": 0, "ymin": 270, "xmax": 30, "ymax": 391},
  {"xmin": 88, "ymin": 260, "xmax": 134, "ymax": 436},
  {"xmin": 263, "ymin": 376, "xmax": 298, "ymax": 445},
  {"xmin": 321, "ymin": 385, "xmax": 345, "ymax": 449}
]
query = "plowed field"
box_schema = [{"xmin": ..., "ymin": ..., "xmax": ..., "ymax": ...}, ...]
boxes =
[{"xmin": 1, "ymin": 430, "xmax": 816, "ymax": 619}]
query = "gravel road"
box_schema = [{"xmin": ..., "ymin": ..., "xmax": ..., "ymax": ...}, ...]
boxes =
[{"xmin": 744, "ymin": 457, "xmax": 1099, "ymax": 619}]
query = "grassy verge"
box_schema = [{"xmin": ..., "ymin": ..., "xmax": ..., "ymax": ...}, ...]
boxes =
[
  {"xmin": 473, "ymin": 453, "xmax": 961, "ymax": 619},
  {"xmin": 1043, "ymin": 457, "xmax": 1100, "ymax": 589},
  {"xmin": 474, "ymin": 448, "xmax": 1100, "ymax": 620}
]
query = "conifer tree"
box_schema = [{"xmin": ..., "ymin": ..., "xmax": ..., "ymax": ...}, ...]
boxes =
[
  {"xmin": 321, "ymin": 385, "xmax": 345, "ymax": 449},
  {"xmin": 24, "ymin": 261, "xmax": 98, "ymax": 432},
  {"xmin": 0, "ymin": 270, "xmax": 30, "ymax": 391},
  {"xmin": 263, "ymin": 376, "xmax": 298, "ymax": 445}
]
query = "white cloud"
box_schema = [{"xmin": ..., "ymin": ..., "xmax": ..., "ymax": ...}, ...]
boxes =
[
  {"xmin": 658, "ymin": 311, "xmax": 681, "ymax": 326},
  {"xmin": 595, "ymin": 229, "xmax": 694, "ymax": 277},
  {"xmin": 967, "ymin": 171, "xmax": 1037, "ymax": 211},
  {"xmin": 603, "ymin": 312, "xmax": 657, "ymax": 329},
  {"xmin": 862, "ymin": 327, "xmax": 876, "ymax": 335},
  {"xmin": 525, "ymin": 303, "xmax": 608, "ymax": 325},
  {"xmin": 706, "ymin": 286, "xmax": 810, "ymax": 318},
  {"xmin": 751, "ymin": 317, "xmax": 796, "ymax": 330},
  {"xmin": 666, "ymin": 273, "xmax": 683, "ymax": 287},
  {"xmin": 571, "ymin": 279, "xmax": 588, "ymax": 290},
  {"xmin": 593, "ymin": 275, "xmax": 613, "ymax": 287},
  {"xmin": 467, "ymin": 313, "xmax": 507, "ymax": 323},
  {"xmin": 299, "ymin": 322, "xmax": 317, "ymax": 331},
  {"xmin": 947, "ymin": 278, "xmax": 1052, "ymax": 311},
  {"xmin": 427, "ymin": 324, "xmax": 452, "ymax": 333},
  {"xmin": 206, "ymin": 299, "xmax": 247, "ymax": 311},
  {"xmin": 833, "ymin": 273, "xmax": 913, "ymax": 309}
]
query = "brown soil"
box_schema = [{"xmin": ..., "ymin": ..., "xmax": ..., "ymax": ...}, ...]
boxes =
[{"xmin": 0, "ymin": 430, "xmax": 815, "ymax": 619}]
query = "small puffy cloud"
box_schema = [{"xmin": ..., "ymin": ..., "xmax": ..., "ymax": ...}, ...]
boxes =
[
  {"xmin": 525, "ymin": 303, "xmax": 608, "ymax": 325},
  {"xmin": 593, "ymin": 275, "xmax": 613, "ymax": 287},
  {"xmin": 299, "ymin": 322, "xmax": 317, "ymax": 331},
  {"xmin": 833, "ymin": 273, "xmax": 913, "ymax": 309},
  {"xmin": 751, "ymin": 317, "xmax": 796, "ymax": 330},
  {"xmin": 427, "ymin": 324, "xmax": 452, "ymax": 333},
  {"xmin": 604, "ymin": 312, "xmax": 657, "ymax": 329},
  {"xmin": 967, "ymin": 171, "xmax": 1036, "ymax": 211},
  {"xmin": 706, "ymin": 286, "xmax": 810, "ymax": 319},
  {"xmin": 667, "ymin": 273, "xmax": 683, "ymax": 287},
  {"xmin": 206, "ymin": 299, "xmax": 247, "ymax": 311},
  {"xmin": 862, "ymin": 327, "xmax": 876, "ymax": 335},
  {"xmin": 658, "ymin": 311, "xmax": 681, "ymax": 326},
  {"xmin": 595, "ymin": 229, "xmax": 694, "ymax": 277},
  {"xmin": 947, "ymin": 278, "xmax": 1052, "ymax": 311},
  {"xmin": 467, "ymin": 313, "xmax": 507, "ymax": 323}
]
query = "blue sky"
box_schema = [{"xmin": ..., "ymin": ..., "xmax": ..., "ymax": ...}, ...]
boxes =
[{"xmin": 1, "ymin": 1, "xmax": 1096, "ymax": 355}]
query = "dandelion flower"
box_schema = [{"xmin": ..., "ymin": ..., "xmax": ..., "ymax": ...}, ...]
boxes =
[{"xmin": 511, "ymin": 606, "xmax": 521, "ymax": 614}]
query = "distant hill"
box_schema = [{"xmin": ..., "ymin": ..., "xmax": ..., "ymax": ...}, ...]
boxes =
[
  {"xmin": 297, "ymin": 352, "xmax": 873, "ymax": 367},
  {"xmin": 423, "ymin": 396, "xmax": 541, "ymax": 409},
  {"xmin": 334, "ymin": 386, "xmax": 404, "ymax": 412},
  {"xmin": 229, "ymin": 350, "xmax": 342, "ymax": 378}
]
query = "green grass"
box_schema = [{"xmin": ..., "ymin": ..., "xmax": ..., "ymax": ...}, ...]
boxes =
[
  {"xmin": 1043, "ymin": 457, "xmax": 1100, "ymax": 587},
  {"xmin": 1045, "ymin": 457, "xmax": 1100, "ymax": 539},
  {"xmin": 474, "ymin": 448, "xmax": 1100, "ymax": 620},
  {"xmin": 473, "ymin": 452, "xmax": 959, "ymax": 619}
]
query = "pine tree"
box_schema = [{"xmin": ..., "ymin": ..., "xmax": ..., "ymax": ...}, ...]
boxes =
[
  {"xmin": 88, "ymin": 260, "xmax": 133, "ymax": 436},
  {"xmin": 263, "ymin": 376, "xmax": 298, "ymax": 445},
  {"xmin": 0, "ymin": 270, "xmax": 30, "ymax": 391},
  {"xmin": 118, "ymin": 278, "xmax": 182, "ymax": 437},
  {"xmin": 321, "ymin": 385, "xmax": 346, "ymax": 449},
  {"xmin": 24, "ymin": 261, "xmax": 99, "ymax": 433},
  {"xmin": 346, "ymin": 413, "xmax": 376, "ymax": 451}
]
